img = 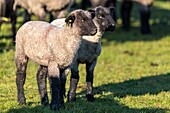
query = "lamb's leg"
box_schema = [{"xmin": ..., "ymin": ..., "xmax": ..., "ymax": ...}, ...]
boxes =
[
  {"xmin": 68, "ymin": 62, "xmax": 79, "ymax": 102},
  {"xmin": 86, "ymin": 59, "xmax": 97, "ymax": 102},
  {"xmin": 48, "ymin": 62, "xmax": 62, "ymax": 110},
  {"xmin": 36, "ymin": 65, "xmax": 48, "ymax": 106},
  {"xmin": 15, "ymin": 55, "xmax": 28, "ymax": 104},
  {"xmin": 59, "ymin": 69, "xmax": 68, "ymax": 106}
]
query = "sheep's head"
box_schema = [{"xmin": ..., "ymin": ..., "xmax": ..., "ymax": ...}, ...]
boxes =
[
  {"xmin": 65, "ymin": 9, "xmax": 97, "ymax": 36},
  {"xmin": 88, "ymin": 6, "xmax": 116, "ymax": 32}
]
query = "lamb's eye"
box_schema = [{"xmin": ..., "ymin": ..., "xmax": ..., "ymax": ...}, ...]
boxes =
[{"xmin": 81, "ymin": 19, "xmax": 85, "ymax": 22}]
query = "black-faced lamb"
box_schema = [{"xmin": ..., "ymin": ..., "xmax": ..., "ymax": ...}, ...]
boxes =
[
  {"xmin": 15, "ymin": 9, "xmax": 97, "ymax": 110},
  {"xmin": 51, "ymin": 6, "xmax": 116, "ymax": 102}
]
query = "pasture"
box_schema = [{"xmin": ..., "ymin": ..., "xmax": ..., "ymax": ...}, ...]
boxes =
[{"xmin": 0, "ymin": 0, "xmax": 170, "ymax": 112}]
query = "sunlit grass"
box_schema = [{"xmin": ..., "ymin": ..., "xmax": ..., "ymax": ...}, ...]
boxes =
[{"xmin": 0, "ymin": 0, "xmax": 170, "ymax": 113}]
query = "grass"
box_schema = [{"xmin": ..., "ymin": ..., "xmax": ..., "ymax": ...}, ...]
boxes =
[{"xmin": 0, "ymin": 0, "xmax": 170, "ymax": 113}]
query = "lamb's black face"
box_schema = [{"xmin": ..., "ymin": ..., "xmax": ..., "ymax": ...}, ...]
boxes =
[
  {"xmin": 94, "ymin": 6, "xmax": 116, "ymax": 32},
  {"xmin": 76, "ymin": 10, "xmax": 97, "ymax": 36},
  {"xmin": 66, "ymin": 10, "xmax": 97, "ymax": 36}
]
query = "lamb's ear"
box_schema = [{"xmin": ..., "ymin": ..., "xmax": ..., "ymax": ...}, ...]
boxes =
[
  {"xmin": 87, "ymin": 9, "xmax": 95, "ymax": 19},
  {"xmin": 65, "ymin": 14, "xmax": 75, "ymax": 27},
  {"xmin": 109, "ymin": 6, "xmax": 115, "ymax": 13}
]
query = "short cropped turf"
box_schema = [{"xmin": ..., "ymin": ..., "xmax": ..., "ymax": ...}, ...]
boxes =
[{"xmin": 0, "ymin": 0, "xmax": 170, "ymax": 113}]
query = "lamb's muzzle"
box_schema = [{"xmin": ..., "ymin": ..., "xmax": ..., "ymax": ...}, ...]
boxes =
[{"xmin": 106, "ymin": 23, "xmax": 116, "ymax": 31}]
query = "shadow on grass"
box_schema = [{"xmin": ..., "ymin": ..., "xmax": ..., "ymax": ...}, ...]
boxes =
[
  {"xmin": 6, "ymin": 105, "xmax": 53, "ymax": 113},
  {"xmin": 6, "ymin": 100, "xmax": 166, "ymax": 113},
  {"xmin": 7, "ymin": 73, "xmax": 169, "ymax": 113},
  {"xmin": 93, "ymin": 73, "xmax": 170, "ymax": 97}
]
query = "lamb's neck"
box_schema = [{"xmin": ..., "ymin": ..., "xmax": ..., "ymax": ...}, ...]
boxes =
[
  {"xmin": 63, "ymin": 27, "xmax": 82, "ymax": 48},
  {"xmin": 82, "ymin": 30, "xmax": 103, "ymax": 43},
  {"xmin": 64, "ymin": 27, "xmax": 81, "ymax": 39}
]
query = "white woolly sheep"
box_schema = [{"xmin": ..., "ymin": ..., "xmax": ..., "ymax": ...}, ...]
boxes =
[{"xmin": 15, "ymin": 9, "xmax": 97, "ymax": 110}]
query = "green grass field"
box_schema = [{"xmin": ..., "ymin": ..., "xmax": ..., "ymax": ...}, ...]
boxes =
[{"xmin": 0, "ymin": 0, "xmax": 170, "ymax": 113}]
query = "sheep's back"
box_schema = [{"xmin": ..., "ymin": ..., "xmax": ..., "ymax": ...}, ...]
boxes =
[
  {"xmin": 38, "ymin": 0, "xmax": 71, "ymax": 11},
  {"xmin": 16, "ymin": 21, "xmax": 81, "ymax": 68},
  {"xmin": 16, "ymin": 21, "xmax": 59, "ymax": 66}
]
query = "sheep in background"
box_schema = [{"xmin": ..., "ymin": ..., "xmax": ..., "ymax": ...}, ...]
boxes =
[
  {"xmin": 121, "ymin": 0, "xmax": 153, "ymax": 34},
  {"xmin": 15, "ymin": 9, "xmax": 97, "ymax": 110},
  {"xmin": 13, "ymin": 0, "xmax": 74, "ymax": 22},
  {"xmin": 51, "ymin": 6, "xmax": 116, "ymax": 102}
]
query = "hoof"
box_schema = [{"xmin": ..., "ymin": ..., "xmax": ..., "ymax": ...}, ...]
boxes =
[
  {"xmin": 18, "ymin": 98, "xmax": 26, "ymax": 105},
  {"xmin": 41, "ymin": 96, "xmax": 49, "ymax": 106},
  {"xmin": 67, "ymin": 93, "xmax": 76, "ymax": 102},
  {"xmin": 50, "ymin": 102, "xmax": 64, "ymax": 110},
  {"xmin": 86, "ymin": 94, "xmax": 95, "ymax": 102},
  {"xmin": 41, "ymin": 100, "xmax": 49, "ymax": 106},
  {"xmin": 67, "ymin": 96, "xmax": 76, "ymax": 102},
  {"xmin": 50, "ymin": 104, "xmax": 60, "ymax": 111}
]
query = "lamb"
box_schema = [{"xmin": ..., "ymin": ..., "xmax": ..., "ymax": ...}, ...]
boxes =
[
  {"xmin": 15, "ymin": 9, "xmax": 97, "ymax": 110},
  {"xmin": 51, "ymin": 6, "xmax": 116, "ymax": 102}
]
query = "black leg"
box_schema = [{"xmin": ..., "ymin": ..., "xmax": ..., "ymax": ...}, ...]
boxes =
[
  {"xmin": 49, "ymin": 12, "xmax": 54, "ymax": 22},
  {"xmin": 15, "ymin": 56, "xmax": 28, "ymax": 104},
  {"xmin": 16, "ymin": 71, "xmax": 26, "ymax": 104},
  {"xmin": 11, "ymin": 10, "xmax": 16, "ymax": 45},
  {"xmin": 23, "ymin": 9, "xmax": 31, "ymax": 23},
  {"xmin": 86, "ymin": 60, "xmax": 97, "ymax": 102},
  {"xmin": 48, "ymin": 63, "xmax": 63, "ymax": 110},
  {"xmin": 139, "ymin": 4, "xmax": 151, "ymax": 34},
  {"xmin": 68, "ymin": 70, "xmax": 79, "ymax": 102},
  {"xmin": 49, "ymin": 76, "xmax": 61, "ymax": 110},
  {"xmin": 59, "ymin": 69, "xmax": 67, "ymax": 107},
  {"xmin": 121, "ymin": 1, "xmax": 133, "ymax": 31},
  {"xmin": 36, "ymin": 65, "xmax": 48, "ymax": 106},
  {"xmin": 68, "ymin": 62, "xmax": 79, "ymax": 102}
]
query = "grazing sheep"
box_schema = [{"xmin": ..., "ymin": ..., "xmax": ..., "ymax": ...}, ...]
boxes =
[
  {"xmin": 13, "ymin": 0, "xmax": 74, "ymax": 22},
  {"xmin": 15, "ymin": 9, "xmax": 97, "ymax": 110},
  {"xmin": 0, "ymin": 0, "xmax": 16, "ymax": 44},
  {"xmin": 51, "ymin": 6, "xmax": 116, "ymax": 102}
]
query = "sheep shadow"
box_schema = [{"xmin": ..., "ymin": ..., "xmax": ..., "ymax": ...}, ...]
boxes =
[
  {"xmin": 93, "ymin": 73, "xmax": 170, "ymax": 97},
  {"xmin": 75, "ymin": 73, "xmax": 170, "ymax": 112},
  {"xmin": 7, "ymin": 73, "xmax": 169, "ymax": 113},
  {"xmin": 6, "ymin": 100, "xmax": 166, "ymax": 113}
]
